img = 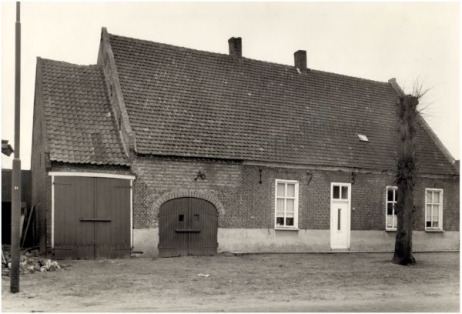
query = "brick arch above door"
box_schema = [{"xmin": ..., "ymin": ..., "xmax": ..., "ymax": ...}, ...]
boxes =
[{"xmin": 152, "ymin": 189, "xmax": 226, "ymax": 217}]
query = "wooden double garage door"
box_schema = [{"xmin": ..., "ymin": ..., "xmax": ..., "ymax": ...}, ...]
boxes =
[
  {"xmin": 53, "ymin": 176, "xmax": 131, "ymax": 259},
  {"xmin": 159, "ymin": 198, "xmax": 218, "ymax": 257}
]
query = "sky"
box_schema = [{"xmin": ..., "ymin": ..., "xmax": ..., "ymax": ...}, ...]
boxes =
[{"xmin": 1, "ymin": 1, "xmax": 459, "ymax": 169}]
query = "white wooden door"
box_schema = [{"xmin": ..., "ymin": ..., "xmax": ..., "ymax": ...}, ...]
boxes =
[{"xmin": 330, "ymin": 183, "xmax": 351, "ymax": 249}]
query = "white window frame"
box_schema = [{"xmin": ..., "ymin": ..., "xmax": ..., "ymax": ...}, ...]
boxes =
[
  {"xmin": 385, "ymin": 186, "xmax": 398, "ymax": 231},
  {"xmin": 274, "ymin": 179, "xmax": 299, "ymax": 229},
  {"xmin": 425, "ymin": 188, "xmax": 444, "ymax": 231},
  {"xmin": 331, "ymin": 183, "xmax": 351, "ymax": 201}
]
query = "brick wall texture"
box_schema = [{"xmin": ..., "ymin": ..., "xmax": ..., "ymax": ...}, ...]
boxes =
[
  {"xmin": 132, "ymin": 157, "xmax": 459, "ymax": 232},
  {"xmin": 30, "ymin": 152, "xmax": 459, "ymax": 253}
]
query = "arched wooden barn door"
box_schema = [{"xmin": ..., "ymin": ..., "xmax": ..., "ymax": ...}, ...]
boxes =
[{"xmin": 158, "ymin": 197, "xmax": 218, "ymax": 257}]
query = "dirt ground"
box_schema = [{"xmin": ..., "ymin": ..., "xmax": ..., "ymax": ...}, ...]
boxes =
[{"xmin": 1, "ymin": 252, "xmax": 459, "ymax": 312}]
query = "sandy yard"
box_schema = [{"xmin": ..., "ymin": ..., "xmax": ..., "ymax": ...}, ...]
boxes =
[{"xmin": 1, "ymin": 252, "xmax": 459, "ymax": 312}]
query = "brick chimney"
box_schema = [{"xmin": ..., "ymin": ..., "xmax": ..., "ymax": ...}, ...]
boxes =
[
  {"xmin": 228, "ymin": 37, "xmax": 242, "ymax": 57},
  {"xmin": 294, "ymin": 50, "xmax": 307, "ymax": 73}
]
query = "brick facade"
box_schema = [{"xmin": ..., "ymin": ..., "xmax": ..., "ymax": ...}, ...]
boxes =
[
  {"xmin": 31, "ymin": 146, "xmax": 459, "ymax": 254},
  {"xmin": 132, "ymin": 157, "xmax": 242, "ymax": 229},
  {"xmin": 131, "ymin": 156, "xmax": 459, "ymax": 233}
]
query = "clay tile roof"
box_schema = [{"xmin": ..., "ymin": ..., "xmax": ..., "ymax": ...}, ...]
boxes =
[
  {"xmin": 107, "ymin": 33, "xmax": 456, "ymax": 175},
  {"xmin": 40, "ymin": 58, "xmax": 129, "ymax": 166}
]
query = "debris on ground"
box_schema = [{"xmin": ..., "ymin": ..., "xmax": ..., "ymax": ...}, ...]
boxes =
[
  {"xmin": 131, "ymin": 251, "xmax": 143, "ymax": 258},
  {"xmin": 1, "ymin": 248, "xmax": 63, "ymax": 276},
  {"xmin": 220, "ymin": 252, "xmax": 236, "ymax": 257},
  {"xmin": 197, "ymin": 273, "xmax": 210, "ymax": 277}
]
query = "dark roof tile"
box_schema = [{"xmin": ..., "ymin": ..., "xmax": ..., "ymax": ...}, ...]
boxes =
[
  {"xmin": 40, "ymin": 58, "xmax": 129, "ymax": 166},
  {"xmin": 108, "ymin": 33, "xmax": 455, "ymax": 175}
]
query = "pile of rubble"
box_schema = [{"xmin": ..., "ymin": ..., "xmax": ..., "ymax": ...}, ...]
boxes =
[{"xmin": 2, "ymin": 249, "xmax": 64, "ymax": 276}]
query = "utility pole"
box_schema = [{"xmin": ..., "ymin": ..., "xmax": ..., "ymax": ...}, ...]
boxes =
[{"xmin": 11, "ymin": 1, "xmax": 21, "ymax": 293}]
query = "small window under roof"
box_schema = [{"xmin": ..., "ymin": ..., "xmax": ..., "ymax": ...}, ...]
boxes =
[{"xmin": 358, "ymin": 134, "xmax": 369, "ymax": 142}]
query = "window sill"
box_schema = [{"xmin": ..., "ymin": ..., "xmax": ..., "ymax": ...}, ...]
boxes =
[
  {"xmin": 275, "ymin": 227, "xmax": 299, "ymax": 231},
  {"xmin": 425, "ymin": 229, "xmax": 444, "ymax": 233}
]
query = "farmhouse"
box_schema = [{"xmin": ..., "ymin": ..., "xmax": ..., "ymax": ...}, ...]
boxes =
[{"xmin": 31, "ymin": 28, "xmax": 459, "ymax": 259}]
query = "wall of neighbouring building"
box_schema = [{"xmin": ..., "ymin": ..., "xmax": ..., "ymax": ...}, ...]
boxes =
[
  {"xmin": 2, "ymin": 169, "xmax": 32, "ymax": 206},
  {"xmin": 2, "ymin": 169, "xmax": 33, "ymax": 245},
  {"xmin": 131, "ymin": 156, "xmax": 459, "ymax": 256}
]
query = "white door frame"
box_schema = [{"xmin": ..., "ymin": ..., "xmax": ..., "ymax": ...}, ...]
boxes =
[{"xmin": 330, "ymin": 182, "xmax": 351, "ymax": 249}]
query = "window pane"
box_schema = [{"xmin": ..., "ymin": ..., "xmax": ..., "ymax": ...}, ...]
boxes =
[
  {"xmin": 338, "ymin": 208, "xmax": 341, "ymax": 230},
  {"xmin": 393, "ymin": 215, "xmax": 397, "ymax": 228},
  {"xmin": 426, "ymin": 220, "xmax": 431, "ymax": 228},
  {"xmin": 333, "ymin": 186, "xmax": 340, "ymax": 199},
  {"xmin": 286, "ymin": 218, "xmax": 294, "ymax": 226},
  {"xmin": 277, "ymin": 183, "xmax": 285, "ymax": 197},
  {"xmin": 276, "ymin": 199, "xmax": 284, "ymax": 216},
  {"xmin": 387, "ymin": 189, "xmax": 394, "ymax": 201},
  {"xmin": 387, "ymin": 203, "xmax": 393, "ymax": 215},
  {"xmin": 386, "ymin": 215, "xmax": 393, "ymax": 228},
  {"xmin": 433, "ymin": 191, "xmax": 440, "ymax": 204},
  {"xmin": 394, "ymin": 190, "xmax": 398, "ymax": 202},
  {"xmin": 276, "ymin": 217, "xmax": 284, "ymax": 226},
  {"xmin": 426, "ymin": 191, "xmax": 432, "ymax": 204},
  {"xmin": 286, "ymin": 199, "xmax": 295, "ymax": 217},
  {"xmin": 432, "ymin": 205, "xmax": 439, "ymax": 224},
  {"xmin": 341, "ymin": 186, "xmax": 348, "ymax": 199},
  {"xmin": 426, "ymin": 205, "xmax": 432, "ymax": 220},
  {"xmin": 287, "ymin": 184, "xmax": 295, "ymax": 197}
]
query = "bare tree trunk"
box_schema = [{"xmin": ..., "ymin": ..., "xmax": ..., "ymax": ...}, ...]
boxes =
[{"xmin": 392, "ymin": 95, "xmax": 418, "ymax": 265}]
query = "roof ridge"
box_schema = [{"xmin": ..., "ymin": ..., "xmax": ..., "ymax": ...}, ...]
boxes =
[
  {"xmin": 40, "ymin": 57, "xmax": 98, "ymax": 68},
  {"xmin": 108, "ymin": 32, "xmax": 390, "ymax": 86}
]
